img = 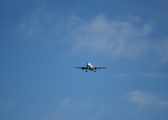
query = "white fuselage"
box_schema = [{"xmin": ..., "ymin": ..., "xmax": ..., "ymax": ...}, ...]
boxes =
[
  {"xmin": 86, "ymin": 62, "xmax": 94, "ymax": 71},
  {"xmin": 75, "ymin": 62, "xmax": 108, "ymax": 72}
]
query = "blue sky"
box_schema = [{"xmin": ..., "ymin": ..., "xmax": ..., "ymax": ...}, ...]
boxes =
[{"xmin": 0, "ymin": 0, "xmax": 168, "ymax": 120}]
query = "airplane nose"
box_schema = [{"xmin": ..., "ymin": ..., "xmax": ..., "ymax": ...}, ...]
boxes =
[{"xmin": 86, "ymin": 62, "xmax": 91, "ymax": 66}]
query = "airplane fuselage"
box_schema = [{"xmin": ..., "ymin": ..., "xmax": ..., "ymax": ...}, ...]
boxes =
[
  {"xmin": 86, "ymin": 62, "xmax": 96, "ymax": 71},
  {"xmin": 75, "ymin": 62, "xmax": 108, "ymax": 72}
]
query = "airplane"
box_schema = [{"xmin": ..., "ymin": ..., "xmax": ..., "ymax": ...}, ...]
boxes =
[{"xmin": 74, "ymin": 62, "xmax": 109, "ymax": 72}]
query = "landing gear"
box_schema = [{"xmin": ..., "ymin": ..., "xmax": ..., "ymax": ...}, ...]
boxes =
[{"xmin": 94, "ymin": 71, "xmax": 96, "ymax": 72}]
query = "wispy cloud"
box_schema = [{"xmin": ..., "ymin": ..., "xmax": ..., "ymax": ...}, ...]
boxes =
[
  {"xmin": 69, "ymin": 14, "xmax": 152, "ymax": 58},
  {"xmin": 16, "ymin": 2, "xmax": 67, "ymax": 42},
  {"xmin": 68, "ymin": 14, "xmax": 168, "ymax": 64},
  {"xmin": 127, "ymin": 91, "xmax": 168, "ymax": 109},
  {"xmin": 142, "ymin": 72, "xmax": 168, "ymax": 79},
  {"xmin": 16, "ymin": 3, "xmax": 168, "ymax": 63},
  {"xmin": 31, "ymin": 97, "xmax": 102, "ymax": 120},
  {"xmin": 28, "ymin": 92, "xmax": 168, "ymax": 120}
]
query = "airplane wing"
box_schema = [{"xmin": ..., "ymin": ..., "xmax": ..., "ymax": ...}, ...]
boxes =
[
  {"xmin": 94, "ymin": 66, "xmax": 109, "ymax": 69},
  {"xmin": 74, "ymin": 67, "xmax": 88, "ymax": 70}
]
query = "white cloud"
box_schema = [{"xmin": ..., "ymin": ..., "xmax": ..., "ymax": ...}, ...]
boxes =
[
  {"xmin": 16, "ymin": 4, "xmax": 66, "ymax": 42},
  {"xmin": 127, "ymin": 91, "xmax": 168, "ymax": 109},
  {"xmin": 31, "ymin": 97, "xmax": 94, "ymax": 120},
  {"xmin": 128, "ymin": 91, "xmax": 155, "ymax": 108},
  {"xmin": 28, "ymin": 93, "xmax": 168, "ymax": 120},
  {"xmin": 70, "ymin": 14, "xmax": 152, "ymax": 58},
  {"xmin": 16, "ymin": 7, "xmax": 168, "ymax": 62},
  {"xmin": 68, "ymin": 14, "xmax": 168, "ymax": 64},
  {"xmin": 142, "ymin": 72, "xmax": 168, "ymax": 79}
]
